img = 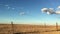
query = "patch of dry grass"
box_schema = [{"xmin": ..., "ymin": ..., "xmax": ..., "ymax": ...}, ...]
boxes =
[{"xmin": 0, "ymin": 24, "xmax": 60, "ymax": 34}]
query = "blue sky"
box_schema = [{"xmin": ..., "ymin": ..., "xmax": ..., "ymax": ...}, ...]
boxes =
[{"xmin": 0, "ymin": 0, "xmax": 60, "ymax": 25}]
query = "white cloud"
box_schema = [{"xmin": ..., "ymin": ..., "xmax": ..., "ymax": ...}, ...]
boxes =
[
  {"xmin": 41, "ymin": 8, "xmax": 48, "ymax": 13},
  {"xmin": 7, "ymin": 7, "xmax": 10, "ymax": 9},
  {"xmin": 41, "ymin": 6, "xmax": 60, "ymax": 15},
  {"xmin": 49, "ymin": 8, "xmax": 54, "ymax": 11},
  {"xmin": 47, "ymin": 11, "xmax": 51, "ymax": 15},
  {"xmin": 20, "ymin": 12, "xmax": 25, "ymax": 16},
  {"xmin": 12, "ymin": 8, "xmax": 15, "ymax": 10},
  {"xmin": 56, "ymin": 10, "xmax": 60, "ymax": 14},
  {"xmin": 5, "ymin": 5, "xmax": 9, "ymax": 6},
  {"xmin": 41, "ymin": 8, "xmax": 55, "ymax": 15},
  {"xmin": 4, "ymin": 5, "xmax": 11, "ymax": 9},
  {"xmin": 58, "ymin": 6, "xmax": 60, "ymax": 8},
  {"xmin": 7, "ymin": 7, "xmax": 15, "ymax": 10},
  {"xmin": 55, "ymin": 6, "xmax": 60, "ymax": 14}
]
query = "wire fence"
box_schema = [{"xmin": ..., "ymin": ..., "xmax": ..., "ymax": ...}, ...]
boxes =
[{"xmin": 0, "ymin": 22, "xmax": 60, "ymax": 34}]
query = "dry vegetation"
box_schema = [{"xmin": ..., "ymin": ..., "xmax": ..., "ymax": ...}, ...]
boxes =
[{"xmin": 0, "ymin": 24, "xmax": 60, "ymax": 34}]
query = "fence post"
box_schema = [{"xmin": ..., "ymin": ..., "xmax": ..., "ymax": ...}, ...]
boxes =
[
  {"xmin": 56, "ymin": 22, "xmax": 58, "ymax": 31},
  {"xmin": 11, "ymin": 21, "xmax": 14, "ymax": 34},
  {"xmin": 44, "ymin": 23, "xmax": 46, "ymax": 32}
]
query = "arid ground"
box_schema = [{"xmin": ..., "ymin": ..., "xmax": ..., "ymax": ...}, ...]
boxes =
[{"xmin": 0, "ymin": 24, "xmax": 60, "ymax": 34}]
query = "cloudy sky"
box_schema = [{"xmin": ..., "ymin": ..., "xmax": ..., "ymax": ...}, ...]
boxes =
[{"xmin": 0, "ymin": 0, "xmax": 60, "ymax": 25}]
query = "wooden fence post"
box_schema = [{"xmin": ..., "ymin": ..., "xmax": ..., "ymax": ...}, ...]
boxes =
[
  {"xmin": 44, "ymin": 23, "xmax": 46, "ymax": 32},
  {"xmin": 11, "ymin": 21, "xmax": 14, "ymax": 34},
  {"xmin": 56, "ymin": 22, "xmax": 58, "ymax": 31}
]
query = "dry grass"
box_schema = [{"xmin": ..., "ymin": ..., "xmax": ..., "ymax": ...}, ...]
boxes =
[{"xmin": 0, "ymin": 24, "xmax": 60, "ymax": 34}]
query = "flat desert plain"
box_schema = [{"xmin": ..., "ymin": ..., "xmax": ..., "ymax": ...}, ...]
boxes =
[{"xmin": 0, "ymin": 24, "xmax": 60, "ymax": 34}]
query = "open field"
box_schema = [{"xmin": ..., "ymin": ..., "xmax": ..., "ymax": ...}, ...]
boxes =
[{"xmin": 0, "ymin": 24, "xmax": 60, "ymax": 34}]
